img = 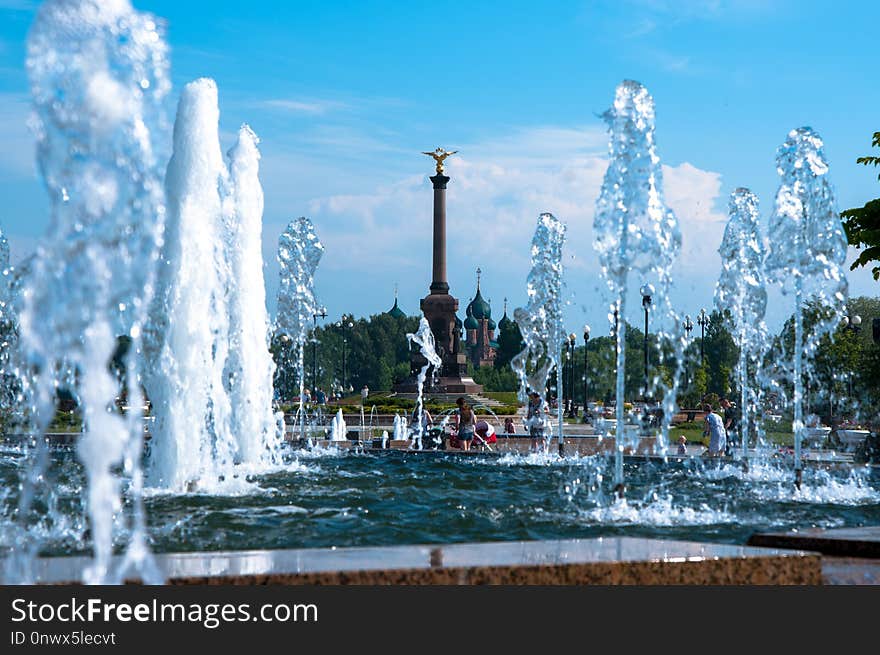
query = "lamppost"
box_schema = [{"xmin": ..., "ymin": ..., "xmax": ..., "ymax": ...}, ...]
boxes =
[
  {"xmin": 697, "ymin": 308, "xmax": 710, "ymax": 364},
  {"xmin": 582, "ymin": 325, "xmax": 590, "ymax": 420},
  {"xmin": 279, "ymin": 333, "xmax": 292, "ymax": 401},
  {"xmin": 568, "ymin": 333, "xmax": 577, "ymax": 418},
  {"xmin": 640, "ymin": 284, "xmax": 654, "ymax": 400},
  {"xmin": 608, "ymin": 307, "xmax": 619, "ymax": 411},
  {"xmin": 683, "ymin": 314, "xmax": 693, "ymax": 389},
  {"xmin": 311, "ymin": 308, "xmax": 327, "ymax": 395},
  {"xmin": 843, "ymin": 314, "xmax": 862, "ymax": 402},
  {"xmin": 337, "ymin": 315, "xmax": 354, "ymax": 395}
]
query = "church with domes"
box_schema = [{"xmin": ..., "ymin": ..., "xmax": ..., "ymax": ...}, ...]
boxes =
[{"xmin": 463, "ymin": 268, "xmax": 499, "ymax": 367}]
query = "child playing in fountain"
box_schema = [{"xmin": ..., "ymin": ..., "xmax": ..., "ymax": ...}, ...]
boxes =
[{"xmin": 677, "ymin": 434, "xmax": 688, "ymax": 455}]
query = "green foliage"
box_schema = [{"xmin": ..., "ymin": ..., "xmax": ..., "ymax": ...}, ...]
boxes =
[
  {"xmin": 841, "ymin": 131, "xmax": 880, "ymax": 279},
  {"xmin": 272, "ymin": 312, "xmax": 420, "ymax": 399},
  {"xmin": 766, "ymin": 296, "xmax": 880, "ymax": 423},
  {"xmin": 494, "ymin": 320, "xmax": 525, "ymax": 369},
  {"xmin": 482, "ymin": 391, "xmax": 519, "ymax": 404},
  {"xmin": 700, "ymin": 309, "xmax": 738, "ymax": 398},
  {"xmin": 473, "ymin": 364, "xmax": 518, "ymax": 391}
]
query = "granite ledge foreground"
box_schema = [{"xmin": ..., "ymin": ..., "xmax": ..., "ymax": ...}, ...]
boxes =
[{"xmin": 23, "ymin": 537, "xmax": 821, "ymax": 585}]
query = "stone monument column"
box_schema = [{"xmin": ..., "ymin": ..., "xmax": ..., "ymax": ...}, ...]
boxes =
[
  {"xmin": 429, "ymin": 173, "xmax": 450, "ymax": 295},
  {"xmin": 398, "ymin": 147, "xmax": 481, "ymax": 394}
]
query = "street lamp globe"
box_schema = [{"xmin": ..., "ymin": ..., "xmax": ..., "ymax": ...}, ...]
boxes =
[
  {"xmin": 583, "ymin": 325, "xmax": 591, "ymax": 342},
  {"xmin": 640, "ymin": 283, "xmax": 655, "ymax": 308},
  {"xmin": 698, "ymin": 307, "xmax": 709, "ymax": 327}
]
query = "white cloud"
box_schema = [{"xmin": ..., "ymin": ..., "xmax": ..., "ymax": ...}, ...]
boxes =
[
  {"xmin": 296, "ymin": 124, "xmax": 729, "ymax": 329},
  {"xmin": 260, "ymin": 98, "xmax": 348, "ymax": 114}
]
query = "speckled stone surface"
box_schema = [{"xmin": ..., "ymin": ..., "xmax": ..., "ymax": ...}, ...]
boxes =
[
  {"xmin": 821, "ymin": 557, "xmax": 880, "ymax": 584},
  {"xmin": 749, "ymin": 526, "xmax": 880, "ymax": 558},
  {"xmin": 22, "ymin": 537, "xmax": 822, "ymax": 585}
]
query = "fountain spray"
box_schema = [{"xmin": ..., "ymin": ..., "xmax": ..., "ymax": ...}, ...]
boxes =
[
  {"xmin": 593, "ymin": 80, "xmax": 682, "ymax": 498},
  {"xmin": 406, "ymin": 317, "xmax": 442, "ymax": 450},
  {"xmin": 20, "ymin": 0, "xmax": 170, "ymax": 583},
  {"xmin": 765, "ymin": 128, "xmax": 848, "ymax": 490},
  {"xmin": 510, "ymin": 212, "xmax": 566, "ymax": 455},
  {"xmin": 276, "ymin": 217, "xmax": 325, "ymax": 447},
  {"xmin": 715, "ymin": 189, "xmax": 768, "ymax": 471}
]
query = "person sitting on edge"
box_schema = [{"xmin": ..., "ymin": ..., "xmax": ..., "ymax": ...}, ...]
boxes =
[
  {"xmin": 677, "ymin": 434, "xmax": 688, "ymax": 455},
  {"xmin": 455, "ymin": 397, "xmax": 476, "ymax": 451},
  {"xmin": 703, "ymin": 403, "xmax": 727, "ymax": 456},
  {"xmin": 504, "ymin": 417, "xmax": 516, "ymax": 436}
]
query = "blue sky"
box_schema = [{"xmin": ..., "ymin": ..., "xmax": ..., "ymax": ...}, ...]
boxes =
[{"xmin": 1, "ymin": 0, "xmax": 879, "ymax": 338}]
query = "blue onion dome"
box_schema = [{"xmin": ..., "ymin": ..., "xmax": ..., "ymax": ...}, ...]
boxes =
[
  {"xmin": 387, "ymin": 297, "xmax": 406, "ymax": 319},
  {"xmin": 464, "ymin": 303, "xmax": 479, "ymax": 330},
  {"xmin": 487, "ymin": 317, "xmax": 496, "ymax": 330}
]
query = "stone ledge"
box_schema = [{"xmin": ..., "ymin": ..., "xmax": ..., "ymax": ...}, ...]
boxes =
[
  {"xmin": 749, "ymin": 526, "xmax": 880, "ymax": 559},
  {"xmin": 20, "ymin": 537, "xmax": 822, "ymax": 585}
]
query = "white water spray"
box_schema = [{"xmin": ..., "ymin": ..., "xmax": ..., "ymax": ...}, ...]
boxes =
[
  {"xmin": 511, "ymin": 212, "xmax": 566, "ymax": 453},
  {"xmin": 406, "ymin": 317, "xmax": 442, "ymax": 450},
  {"xmin": 275, "ymin": 217, "xmax": 325, "ymax": 445},
  {"xmin": 19, "ymin": 0, "xmax": 170, "ymax": 583},
  {"xmin": 593, "ymin": 80, "xmax": 682, "ymax": 495},
  {"xmin": 764, "ymin": 127, "xmax": 848, "ymax": 487},
  {"xmin": 142, "ymin": 79, "xmax": 237, "ymax": 492},
  {"xmin": 715, "ymin": 188, "xmax": 768, "ymax": 463},
  {"xmin": 225, "ymin": 125, "xmax": 281, "ymax": 465}
]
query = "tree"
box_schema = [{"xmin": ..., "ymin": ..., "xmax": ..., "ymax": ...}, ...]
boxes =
[
  {"xmin": 472, "ymin": 364, "xmax": 518, "ymax": 391},
  {"xmin": 841, "ymin": 131, "xmax": 880, "ymax": 279},
  {"xmin": 701, "ymin": 309, "xmax": 738, "ymax": 399},
  {"xmin": 494, "ymin": 319, "xmax": 525, "ymax": 369},
  {"xmin": 297, "ymin": 312, "xmax": 420, "ymax": 396}
]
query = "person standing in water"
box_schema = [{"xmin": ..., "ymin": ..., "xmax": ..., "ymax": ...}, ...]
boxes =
[
  {"xmin": 703, "ymin": 403, "xmax": 727, "ymax": 456},
  {"xmin": 526, "ymin": 391, "xmax": 550, "ymax": 453},
  {"xmin": 455, "ymin": 397, "xmax": 476, "ymax": 451}
]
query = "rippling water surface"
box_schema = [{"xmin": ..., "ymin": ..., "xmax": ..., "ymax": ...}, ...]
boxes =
[{"xmin": 2, "ymin": 445, "xmax": 878, "ymax": 557}]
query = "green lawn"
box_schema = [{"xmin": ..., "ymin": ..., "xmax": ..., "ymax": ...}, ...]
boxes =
[
  {"xmin": 672, "ymin": 421, "xmax": 795, "ymax": 446},
  {"xmin": 482, "ymin": 392, "xmax": 519, "ymax": 404}
]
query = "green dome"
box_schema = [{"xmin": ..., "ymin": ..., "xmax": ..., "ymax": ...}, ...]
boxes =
[
  {"xmin": 487, "ymin": 317, "xmax": 496, "ymax": 331},
  {"xmin": 387, "ymin": 298, "xmax": 406, "ymax": 319},
  {"xmin": 464, "ymin": 304, "xmax": 479, "ymax": 330},
  {"xmin": 498, "ymin": 298, "xmax": 513, "ymax": 330},
  {"xmin": 467, "ymin": 287, "xmax": 491, "ymax": 320}
]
